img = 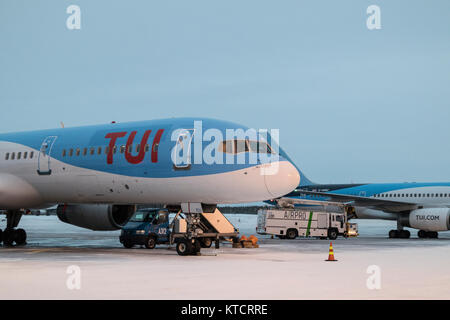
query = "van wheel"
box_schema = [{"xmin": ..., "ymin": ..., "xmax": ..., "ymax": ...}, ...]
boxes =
[
  {"xmin": 0, "ymin": 229, "xmax": 3, "ymax": 244},
  {"xmin": 286, "ymin": 229, "xmax": 298, "ymax": 240},
  {"xmin": 176, "ymin": 239, "xmax": 192, "ymax": 256},
  {"xmin": 200, "ymin": 238, "xmax": 212, "ymax": 248},
  {"xmin": 123, "ymin": 241, "xmax": 134, "ymax": 249},
  {"xmin": 145, "ymin": 236, "xmax": 156, "ymax": 249},
  {"xmin": 328, "ymin": 229, "xmax": 338, "ymax": 240}
]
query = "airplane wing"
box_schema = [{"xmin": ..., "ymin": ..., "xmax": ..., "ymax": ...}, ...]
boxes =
[{"xmin": 282, "ymin": 190, "xmax": 418, "ymax": 213}]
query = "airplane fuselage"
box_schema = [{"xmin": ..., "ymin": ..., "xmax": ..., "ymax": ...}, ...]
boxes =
[{"xmin": 0, "ymin": 118, "xmax": 300, "ymax": 209}]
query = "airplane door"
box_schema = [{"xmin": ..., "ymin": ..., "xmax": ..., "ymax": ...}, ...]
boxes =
[
  {"xmin": 37, "ymin": 136, "xmax": 58, "ymax": 175},
  {"xmin": 172, "ymin": 129, "xmax": 194, "ymax": 170}
]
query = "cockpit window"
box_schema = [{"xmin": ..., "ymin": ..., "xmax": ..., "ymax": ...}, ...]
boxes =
[
  {"xmin": 219, "ymin": 139, "xmax": 274, "ymax": 154},
  {"xmin": 247, "ymin": 140, "xmax": 273, "ymax": 154}
]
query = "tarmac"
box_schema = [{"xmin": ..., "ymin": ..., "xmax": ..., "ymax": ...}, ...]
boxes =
[{"xmin": 0, "ymin": 215, "xmax": 449, "ymax": 299}]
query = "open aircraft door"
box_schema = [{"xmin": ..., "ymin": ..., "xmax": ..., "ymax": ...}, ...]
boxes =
[
  {"xmin": 172, "ymin": 129, "xmax": 194, "ymax": 170},
  {"xmin": 37, "ymin": 136, "xmax": 58, "ymax": 175}
]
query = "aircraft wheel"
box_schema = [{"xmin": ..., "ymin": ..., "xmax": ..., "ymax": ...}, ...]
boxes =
[
  {"xmin": 3, "ymin": 229, "xmax": 14, "ymax": 246},
  {"xmin": 14, "ymin": 229, "xmax": 27, "ymax": 245},
  {"xmin": 399, "ymin": 230, "xmax": 410, "ymax": 239},
  {"xmin": 427, "ymin": 231, "xmax": 438, "ymax": 239},
  {"xmin": 176, "ymin": 239, "xmax": 192, "ymax": 256},
  {"xmin": 388, "ymin": 230, "xmax": 399, "ymax": 238},
  {"xmin": 145, "ymin": 236, "xmax": 156, "ymax": 249}
]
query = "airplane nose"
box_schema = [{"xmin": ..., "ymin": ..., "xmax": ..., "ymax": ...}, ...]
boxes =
[{"xmin": 263, "ymin": 160, "xmax": 300, "ymax": 198}]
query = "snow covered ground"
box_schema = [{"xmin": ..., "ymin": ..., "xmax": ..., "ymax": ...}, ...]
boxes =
[{"xmin": 0, "ymin": 215, "xmax": 449, "ymax": 299}]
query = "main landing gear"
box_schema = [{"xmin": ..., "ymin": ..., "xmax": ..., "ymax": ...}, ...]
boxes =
[
  {"xmin": 0, "ymin": 210, "xmax": 27, "ymax": 246},
  {"xmin": 388, "ymin": 229, "xmax": 410, "ymax": 239},
  {"xmin": 418, "ymin": 230, "xmax": 438, "ymax": 239},
  {"xmin": 389, "ymin": 220, "xmax": 411, "ymax": 239},
  {"xmin": 388, "ymin": 229, "xmax": 439, "ymax": 239}
]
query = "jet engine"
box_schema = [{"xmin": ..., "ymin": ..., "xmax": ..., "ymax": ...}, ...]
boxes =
[
  {"xmin": 399, "ymin": 208, "xmax": 450, "ymax": 232},
  {"xmin": 56, "ymin": 204, "xmax": 136, "ymax": 231}
]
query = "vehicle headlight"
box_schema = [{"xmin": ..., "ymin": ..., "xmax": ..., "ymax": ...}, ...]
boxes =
[{"xmin": 136, "ymin": 230, "xmax": 145, "ymax": 235}]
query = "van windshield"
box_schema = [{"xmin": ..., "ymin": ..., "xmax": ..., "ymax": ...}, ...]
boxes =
[{"xmin": 130, "ymin": 211, "xmax": 156, "ymax": 222}]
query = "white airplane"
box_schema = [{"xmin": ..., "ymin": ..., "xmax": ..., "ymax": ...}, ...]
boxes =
[
  {"xmin": 0, "ymin": 118, "xmax": 300, "ymax": 253},
  {"xmin": 276, "ymin": 171, "xmax": 450, "ymax": 239}
]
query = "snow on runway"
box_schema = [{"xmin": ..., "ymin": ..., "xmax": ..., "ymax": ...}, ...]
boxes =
[{"xmin": 0, "ymin": 215, "xmax": 449, "ymax": 299}]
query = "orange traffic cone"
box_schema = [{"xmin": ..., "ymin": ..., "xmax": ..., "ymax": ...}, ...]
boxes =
[{"xmin": 325, "ymin": 242, "xmax": 338, "ymax": 262}]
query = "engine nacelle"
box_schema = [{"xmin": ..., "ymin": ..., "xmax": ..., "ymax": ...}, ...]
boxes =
[
  {"xmin": 57, "ymin": 204, "xmax": 136, "ymax": 231},
  {"xmin": 402, "ymin": 208, "xmax": 450, "ymax": 232}
]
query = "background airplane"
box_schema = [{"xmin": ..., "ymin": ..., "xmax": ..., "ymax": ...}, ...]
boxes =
[
  {"xmin": 0, "ymin": 117, "xmax": 300, "ymax": 247},
  {"xmin": 277, "ymin": 170, "xmax": 450, "ymax": 239}
]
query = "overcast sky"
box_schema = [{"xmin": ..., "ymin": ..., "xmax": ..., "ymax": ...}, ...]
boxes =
[{"xmin": 1, "ymin": 0, "xmax": 449, "ymax": 183}]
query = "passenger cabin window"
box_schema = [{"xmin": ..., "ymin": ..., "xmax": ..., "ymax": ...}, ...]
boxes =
[
  {"xmin": 30, "ymin": 151, "xmax": 34, "ymax": 159},
  {"xmin": 23, "ymin": 152, "xmax": 28, "ymax": 159},
  {"xmin": 62, "ymin": 150, "xmax": 66, "ymax": 157}
]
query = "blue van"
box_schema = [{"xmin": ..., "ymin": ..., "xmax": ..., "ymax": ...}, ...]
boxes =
[{"xmin": 120, "ymin": 208, "xmax": 170, "ymax": 249}]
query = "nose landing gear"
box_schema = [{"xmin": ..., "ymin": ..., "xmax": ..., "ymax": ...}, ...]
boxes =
[{"xmin": 1, "ymin": 210, "xmax": 27, "ymax": 246}]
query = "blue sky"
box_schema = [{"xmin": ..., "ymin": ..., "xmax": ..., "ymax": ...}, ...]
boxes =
[{"xmin": 1, "ymin": 0, "xmax": 449, "ymax": 183}]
